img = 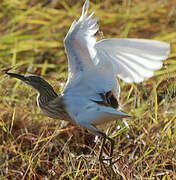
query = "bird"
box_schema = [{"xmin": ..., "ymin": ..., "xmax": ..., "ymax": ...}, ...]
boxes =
[{"xmin": 6, "ymin": 0, "xmax": 170, "ymax": 164}]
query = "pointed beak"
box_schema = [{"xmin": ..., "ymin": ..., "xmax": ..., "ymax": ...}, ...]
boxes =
[{"xmin": 6, "ymin": 72, "xmax": 27, "ymax": 82}]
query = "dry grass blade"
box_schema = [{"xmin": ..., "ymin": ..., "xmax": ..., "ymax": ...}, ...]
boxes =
[{"xmin": 0, "ymin": 0, "xmax": 176, "ymax": 179}]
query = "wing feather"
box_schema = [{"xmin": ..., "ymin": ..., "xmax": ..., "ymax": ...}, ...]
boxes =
[
  {"xmin": 95, "ymin": 38, "xmax": 170, "ymax": 83},
  {"xmin": 64, "ymin": 0, "xmax": 98, "ymax": 78},
  {"xmin": 63, "ymin": 0, "xmax": 170, "ymax": 102},
  {"xmin": 63, "ymin": 0, "xmax": 115, "ymax": 98}
]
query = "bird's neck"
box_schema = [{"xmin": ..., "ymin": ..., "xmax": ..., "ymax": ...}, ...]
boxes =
[{"xmin": 37, "ymin": 87, "xmax": 58, "ymax": 106}]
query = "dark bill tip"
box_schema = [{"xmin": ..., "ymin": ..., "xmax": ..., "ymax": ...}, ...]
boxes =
[{"xmin": 6, "ymin": 72, "xmax": 27, "ymax": 81}]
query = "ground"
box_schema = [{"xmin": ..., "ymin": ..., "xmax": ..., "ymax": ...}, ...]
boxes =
[{"xmin": 0, "ymin": 0, "xmax": 176, "ymax": 179}]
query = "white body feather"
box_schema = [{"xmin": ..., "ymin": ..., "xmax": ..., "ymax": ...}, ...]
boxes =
[{"xmin": 62, "ymin": 0, "xmax": 170, "ymax": 136}]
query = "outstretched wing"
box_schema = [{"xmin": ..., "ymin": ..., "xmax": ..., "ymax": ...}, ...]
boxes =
[
  {"xmin": 64, "ymin": 0, "xmax": 98, "ymax": 83},
  {"xmin": 64, "ymin": 0, "xmax": 170, "ymax": 101},
  {"xmin": 64, "ymin": 0, "xmax": 115, "ymax": 98},
  {"xmin": 95, "ymin": 38, "xmax": 170, "ymax": 83}
]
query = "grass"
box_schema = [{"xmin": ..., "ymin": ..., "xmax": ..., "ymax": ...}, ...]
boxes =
[{"xmin": 0, "ymin": 0, "xmax": 176, "ymax": 179}]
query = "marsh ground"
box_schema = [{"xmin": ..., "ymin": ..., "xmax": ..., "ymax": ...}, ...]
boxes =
[{"xmin": 0, "ymin": 0, "xmax": 176, "ymax": 179}]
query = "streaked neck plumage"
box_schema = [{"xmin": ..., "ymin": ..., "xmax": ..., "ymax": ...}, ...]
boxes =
[
  {"xmin": 6, "ymin": 72, "xmax": 71, "ymax": 120},
  {"xmin": 36, "ymin": 85, "xmax": 58, "ymax": 106}
]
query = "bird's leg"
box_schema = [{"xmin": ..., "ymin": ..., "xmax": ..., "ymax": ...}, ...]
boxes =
[
  {"xmin": 77, "ymin": 123, "xmax": 115, "ymax": 170},
  {"xmin": 99, "ymin": 136, "xmax": 110, "ymax": 178},
  {"xmin": 98, "ymin": 136, "xmax": 106, "ymax": 162},
  {"xmin": 98, "ymin": 132, "xmax": 114, "ymax": 163},
  {"xmin": 98, "ymin": 132, "xmax": 115, "ymax": 178},
  {"xmin": 72, "ymin": 122, "xmax": 116, "ymax": 177},
  {"xmin": 106, "ymin": 135, "xmax": 115, "ymax": 166},
  {"xmin": 99, "ymin": 136, "xmax": 112, "ymax": 178}
]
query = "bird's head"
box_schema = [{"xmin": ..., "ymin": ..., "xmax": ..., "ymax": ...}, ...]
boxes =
[{"xmin": 6, "ymin": 72, "xmax": 57, "ymax": 96}]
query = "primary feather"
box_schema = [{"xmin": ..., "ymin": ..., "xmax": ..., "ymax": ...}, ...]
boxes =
[
  {"xmin": 62, "ymin": 0, "xmax": 170, "ymax": 131},
  {"xmin": 95, "ymin": 38, "xmax": 170, "ymax": 83},
  {"xmin": 64, "ymin": 0, "xmax": 170, "ymax": 102}
]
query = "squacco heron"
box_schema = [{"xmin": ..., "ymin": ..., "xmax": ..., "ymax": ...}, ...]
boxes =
[{"xmin": 6, "ymin": 0, "xmax": 170, "ymax": 166}]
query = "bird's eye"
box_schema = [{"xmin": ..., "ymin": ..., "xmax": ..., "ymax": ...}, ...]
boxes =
[{"xmin": 23, "ymin": 78, "xmax": 30, "ymax": 83}]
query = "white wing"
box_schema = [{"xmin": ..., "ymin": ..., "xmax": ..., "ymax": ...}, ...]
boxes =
[
  {"xmin": 64, "ymin": 0, "xmax": 170, "ymax": 100},
  {"xmin": 64, "ymin": 0, "xmax": 115, "ymax": 99},
  {"xmin": 64, "ymin": 0, "xmax": 98, "ymax": 83},
  {"xmin": 95, "ymin": 38, "xmax": 170, "ymax": 83}
]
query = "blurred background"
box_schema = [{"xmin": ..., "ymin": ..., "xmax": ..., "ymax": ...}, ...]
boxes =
[{"xmin": 0, "ymin": 0, "xmax": 176, "ymax": 179}]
